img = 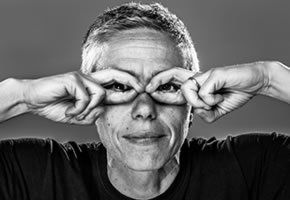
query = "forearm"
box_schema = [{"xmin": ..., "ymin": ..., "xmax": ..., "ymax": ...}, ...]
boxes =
[
  {"xmin": 0, "ymin": 78, "xmax": 29, "ymax": 122},
  {"xmin": 260, "ymin": 61, "xmax": 290, "ymax": 104}
]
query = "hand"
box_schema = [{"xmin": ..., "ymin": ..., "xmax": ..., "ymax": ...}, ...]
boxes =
[
  {"xmin": 146, "ymin": 62, "xmax": 270, "ymax": 123},
  {"xmin": 145, "ymin": 67, "xmax": 211, "ymax": 108},
  {"xmin": 184, "ymin": 62, "xmax": 270, "ymax": 122},
  {"xmin": 146, "ymin": 67, "xmax": 209, "ymax": 107},
  {"xmin": 22, "ymin": 70, "xmax": 142, "ymax": 125}
]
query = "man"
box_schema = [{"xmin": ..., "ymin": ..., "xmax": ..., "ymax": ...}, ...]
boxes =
[{"xmin": 0, "ymin": 2, "xmax": 289, "ymax": 200}]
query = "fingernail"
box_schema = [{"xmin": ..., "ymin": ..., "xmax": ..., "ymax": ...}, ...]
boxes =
[
  {"xmin": 76, "ymin": 114, "xmax": 85, "ymax": 121},
  {"xmin": 95, "ymin": 110, "xmax": 104, "ymax": 118},
  {"xmin": 65, "ymin": 110, "xmax": 76, "ymax": 117},
  {"xmin": 137, "ymin": 84, "xmax": 144, "ymax": 93},
  {"xmin": 204, "ymin": 105, "xmax": 211, "ymax": 110},
  {"xmin": 146, "ymin": 83, "xmax": 153, "ymax": 92},
  {"xmin": 199, "ymin": 112, "xmax": 207, "ymax": 119},
  {"xmin": 65, "ymin": 112, "xmax": 73, "ymax": 117}
]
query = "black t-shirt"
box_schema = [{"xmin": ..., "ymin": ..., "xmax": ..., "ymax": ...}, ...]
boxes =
[{"xmin": 0, "ymin": 132, "xmax": 289, "ymax": 200}]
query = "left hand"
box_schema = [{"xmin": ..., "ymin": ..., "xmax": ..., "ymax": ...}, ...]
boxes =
[{"xmin": 146, "ymin": 62, "xmax": 270, "ymax": 123}]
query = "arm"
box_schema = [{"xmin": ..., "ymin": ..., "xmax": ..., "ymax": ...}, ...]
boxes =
[
  {"xmin": 260, "ymin": 61, "xmax": 290, "ymax": 104},
  {"xmin": 0, "ymin": 70, "xmax": 142, "ymax": 124},
  {"xmin": 145, "ymin": 61, "xmax": 290, "ymax": 123},
  {"xmin": 190, "ymin": 61, "xmax": 290, "ymax": 122},
  {"xmin": 0, "ymin": 78, "xmax": 29, "ymax": 122},
  {"xmin": 0, "ymin": 73, "xmax": 104, "ymax": 124}
]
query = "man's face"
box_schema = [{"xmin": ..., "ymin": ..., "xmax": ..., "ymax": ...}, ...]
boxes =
[{"xmin": 94, "ymin": 28, "xmax": 191, "ymax": 171}]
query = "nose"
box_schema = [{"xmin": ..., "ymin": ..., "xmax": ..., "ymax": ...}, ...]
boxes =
[{"xmin": 131, "ymin": 93, "xmax": 157, "ymax": 120}]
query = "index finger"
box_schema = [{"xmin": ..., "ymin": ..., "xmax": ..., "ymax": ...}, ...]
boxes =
[{"xmin": 146, "ymin": 67, "xmax": 196, "ymax": 93}]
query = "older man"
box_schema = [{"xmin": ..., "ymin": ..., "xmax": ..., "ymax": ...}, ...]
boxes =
[{"xmin": 0, "ymin": 2, "xmax": 289, "ymax": 200}]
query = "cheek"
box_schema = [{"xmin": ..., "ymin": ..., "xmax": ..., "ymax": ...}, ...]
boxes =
[
  {"xmin": 161, "ymin": 105, "xmax": 188, "ymax": 127},
  {"xmin": 159, "ymin": 105, "xmax": 190, "ymax": 142},
  {"xmin": 95, "ymin": 105, "xmax": 130, "ymax": 142}
]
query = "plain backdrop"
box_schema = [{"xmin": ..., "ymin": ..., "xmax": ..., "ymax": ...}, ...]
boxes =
[{"xmin": 0, "ymin": 0, "xmax": 289, "ymax": 143}]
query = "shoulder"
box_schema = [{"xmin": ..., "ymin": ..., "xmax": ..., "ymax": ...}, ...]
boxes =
[
  {"xmin": 187, "ymin": 132, "xmax": 290, "ymax": 193},
  {"xmin": 185, "ymin": 132, "xmax": 290, "ymax": 173},
  {"xmin": 0, "ymin": 137, "xmax": 104, "ymax": 164},
  {"xmin": 187, "ymin": 132, "xmax": 290, "ymax": 154}
]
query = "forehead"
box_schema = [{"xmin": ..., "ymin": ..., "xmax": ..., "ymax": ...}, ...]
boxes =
[{"xmin": 95, "ymin": 28, "xmax": 184, "ymax": 82}]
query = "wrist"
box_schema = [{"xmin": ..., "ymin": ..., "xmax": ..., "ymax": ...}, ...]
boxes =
[
  {"xmin": 257, "ymin": 61, "xmax": 277, "ymax": 96},
  {"xmin": 10, "ymin": 78, "xmax": 31, "ymax": 113},
  {"xmin": 258, "ymin": 61, "xmax": 290, "ymax": 103}
]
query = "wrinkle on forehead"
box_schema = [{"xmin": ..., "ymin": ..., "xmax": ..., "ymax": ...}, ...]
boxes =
[{"xmin": 92, "ymin": 28, "xmax": 184, "ymax": 83}]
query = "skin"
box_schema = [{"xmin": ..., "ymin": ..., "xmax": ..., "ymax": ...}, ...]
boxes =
[
  {"xmin": 92, "ymin": 29, "xmax": 192, "ymax": 199},
  {"xmin": 0, "ymin": 25, "xmax": 289, "ymax": 200}
]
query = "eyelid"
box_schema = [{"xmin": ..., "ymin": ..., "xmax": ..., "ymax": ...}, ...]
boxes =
[
  {"xmin": 160, "ymin": 81, "xmax": 181, "ymax": 87},
  {"xmin": 103, "ymin": 81, "xmax": 133, "ymax": 92},
  {"xmin": 169, "ymin": 79, "xmax": 182, "ymax": 85},
  {"xmin": 156, "ymin": 82, "xmax": 181, "ymax": 93}
]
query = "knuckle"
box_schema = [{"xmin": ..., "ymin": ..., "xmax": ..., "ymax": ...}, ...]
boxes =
[
  {"xmin": 198, "ymin": 89, "xmax": 207, "ymax": 98},
  {"xmin": 81, "ymin": 95, "xmax": 90, "ymax": 102},
  {"xmin": 68, "ymin": 72, "xmax": 79, "ymax": 81},
  {"xmin": 180, "ymin": 82, "xmax": 188, "ymax": 91},
  {"xmin": 99, "ymin": 89, "xmax": 106, "ymax": 98}
]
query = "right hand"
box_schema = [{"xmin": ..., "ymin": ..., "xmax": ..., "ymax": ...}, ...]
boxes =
[{"xmin": 22, "ymin": 70, "xmax": 142, "ymax": 125}]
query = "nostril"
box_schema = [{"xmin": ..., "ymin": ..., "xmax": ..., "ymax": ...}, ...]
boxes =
[
  {"xmin": 135, "ymin": 113, "xmax": 155, "ymax": 120},
  {"xmin": 131, "ymin": 93, "xmax": 157, "ymax": 120}
]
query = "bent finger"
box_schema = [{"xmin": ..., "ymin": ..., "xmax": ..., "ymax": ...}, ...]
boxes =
[
  {"xmin": 105, "ymin": 90, "xmax": 138, "ymax": 104},
  {"xmin": 150, "ymin": 91, "xmax": 186, "ymax": 105},
  {"xmin": 87, "ymin": 69, "xmax": 143, "ymax": 92},
  {"xmin": 75, "ymin": 78, "xmax": 106, "ymax": 120},
  {"xmin": 194, "ymin": 106, "xmax": 228, "ymax": 123},
  {"xmin": 146, "ymin": 67, "xmax": 195, "ymax": 93},
  {"xmin": 65, "ymin": 75, "xmax": 90, "ymax": 116},
  {"xmin": 181, "ymin": 79, "xmax": 211, "ymax": 109},
  {"xmin": 70, "ymin": 107, "xmax": 104, "ymax": 125},
  {"xmin": 197, "ymin": 70, "xmax": 226, "ymax": 106}
]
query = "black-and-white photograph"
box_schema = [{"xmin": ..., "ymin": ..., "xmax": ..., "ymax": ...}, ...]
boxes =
[{"xmin": 0, "ymin": 0, "xmax": 289, "ymax": 199}]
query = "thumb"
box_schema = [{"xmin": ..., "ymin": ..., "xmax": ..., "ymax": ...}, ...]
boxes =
[{"xmin": 194, "ymin": 108, "xmax": 224, "ymax": 123}]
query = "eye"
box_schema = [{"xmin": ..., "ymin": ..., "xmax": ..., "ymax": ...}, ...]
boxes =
[
  {"xmin": 103, "ymin": 82, "xmax": 132, "ymax": 92},
  {"xmin": 156, "ymin": 82, "xmax": 180, "ymax": 93}
]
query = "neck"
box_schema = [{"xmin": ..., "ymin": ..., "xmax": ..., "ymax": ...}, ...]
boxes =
[{"xmin": 107, "ymin": 152, "xmax": 180, "ymax": 199}]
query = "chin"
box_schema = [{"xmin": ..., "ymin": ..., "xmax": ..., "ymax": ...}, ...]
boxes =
[{"xmin": 123, "ymin": 152, "xmax": 169, "ymax": 171}]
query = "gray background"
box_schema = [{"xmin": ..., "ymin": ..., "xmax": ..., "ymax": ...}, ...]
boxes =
[{"xmin": 0, "ymin": 0, "xmax": 289, "ymax": 143}]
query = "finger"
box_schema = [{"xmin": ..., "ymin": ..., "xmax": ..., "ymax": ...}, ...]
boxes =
[
  {"xmin": 194, "ymin": 108, "xmax": 223, "ymax": 123},
  {"xmin": 146, "ymin": 67, "xmax": 195, "ymax": 93},
  {"xmin": 181, "ymin": 79, "xmax": 211, "ymax": 109},
  {"xmin": 65, "ymin": 75, "xmax": 90, "ymax": 116},
  {"xmin": 86, "ymin": 69, "xmax": 143, "ymax": 92},
  {"xmin": 70, "ymin": 107, "xmax": 104, "ymax": 125},
  {"xmin": 80, "ymin": 106, "xmax": 104, "ymax": 124},
  {"xmin": 34, "ymin": 98, "xmax": 74, "ymax": 123},
  {"xmin": 150, "ymin": 90, "xmax": 186, "ymax": 105},
  {"xmin": 105, "ymin": 89, "xmax": 138, "ymax": 104},
  {"xmin": 196, "ymin": 70, "xmax": 226, "ymax": 106},
  {"xmin": 75, "ymin": 77, "xmax": 106, "ymax": 120}
]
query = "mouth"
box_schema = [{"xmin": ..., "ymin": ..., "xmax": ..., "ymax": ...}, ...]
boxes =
[{"xmin": 122, "ymin": 132, "xmax": 167, "ymax": 146}]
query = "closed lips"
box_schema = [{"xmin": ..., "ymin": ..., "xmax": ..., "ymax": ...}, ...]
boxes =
[
  {"xmin": 123, "ymin": 135, "xmax": 166, "ymax": 139},
  {"xmin": 122, "ymin": 132, "xmax": 166, "ymax": 139}
]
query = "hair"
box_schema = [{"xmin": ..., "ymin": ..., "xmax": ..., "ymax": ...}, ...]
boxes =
[{"xmin": 80, "ymin": 2, "xmax": 199, "ymax": 74}]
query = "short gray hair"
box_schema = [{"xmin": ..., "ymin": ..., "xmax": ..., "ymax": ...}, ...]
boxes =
[{"xmin": 81, "ymin": 2, "xmax": 199, "ymax": 74}]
